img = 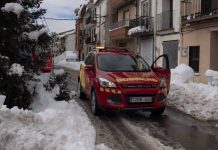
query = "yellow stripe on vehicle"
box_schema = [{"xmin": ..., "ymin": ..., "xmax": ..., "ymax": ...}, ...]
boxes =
[
  {"xmin": 100, "ymin": 87, "xmax": 104, "ymax": 92},
  {"xmin": 116, "ymin": 78, "xmax": 158, "ymax": 83},
  {"xmin": 99, "ymin": 88, "xmax": 122, "ymax": 94},
  {"xmin": 105, "ymin": 88, "xmax": 110, "ymax": 93}
]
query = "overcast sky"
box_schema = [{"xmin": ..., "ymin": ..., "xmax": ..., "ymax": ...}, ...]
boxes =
[{"xmin": 41, "ymin": 0, "xmax": 87, "ymax": 33}]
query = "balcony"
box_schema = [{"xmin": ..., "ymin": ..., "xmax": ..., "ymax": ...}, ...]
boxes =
[
  {"xmin": 128, "ymin": 16, "xmax": 154, "ymax": 36},
  {"xmin": 181, "ymin": 0, "xmax": 218, "ymax": 24},
  {"xmin": 157, "ymin": 10, "xmax": 174, "ymax": 31},
  {"xmin": 86, "ymin": 16, "xmax": 91, "ymax": 24},
  {"xmin": 109, "ymin": 20, "xmax": 130, "ymax": 40},
  {"xmin": 110, "ymin": 0, "xmax": 134, "ymax": 9},
  {"xmin": 85, "ymin": 36, "xmax": 91, "ymax": 44}
]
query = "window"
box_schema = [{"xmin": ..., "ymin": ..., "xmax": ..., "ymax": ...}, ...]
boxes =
[
  {"xmin": 201, "ymin": 0, "xmax": 212, "ymax": 15},
  {"xmin": 141, "ymin": 0, "xmax": 150, "ymax": 16},
  {"xmin": 97, "ymin": 54, "xmax": 150, "ymax": 72},
  {"xmin": 189, "ymin": 46, "xmax": 200, "ymax": 73},
  {"xmin": 118, "ymin": 41, "xmax": 127, "ymax": 47},
  {"xmin": 123, "ymin": 10, "xmax": 130, "ymax": 20}
]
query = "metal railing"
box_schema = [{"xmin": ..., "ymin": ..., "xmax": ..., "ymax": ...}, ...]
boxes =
[
  {"xmin": 157, "ymin": 10, "xmax": 174, "ymax": 31},
  {"xmin": 129, "ymin": 16, "xmax": 154, "ymax": 32},
  {"xmin": 110, "ymin": 20, "xmax": 130, "ymax": 30}
]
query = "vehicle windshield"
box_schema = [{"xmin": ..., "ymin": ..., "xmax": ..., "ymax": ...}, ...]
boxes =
[{"xmin": 97, "ymin": 53, "xmax": 150, "ymax": 72}]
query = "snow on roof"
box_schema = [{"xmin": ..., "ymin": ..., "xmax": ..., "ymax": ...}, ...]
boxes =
[
  {"xmin": 128, "ymin": 26, "xmax": 149, "ymax": 36},
  {"xmin": 77, "ymin": 0, "xmax": 90, "ymax": 18},
  {"xmin": 22, "ymin": 28, "xmax": 48, "ymax": 41},
  {"xmin": 1, "ymin": 3, "xmax": 24, "ymax": 18},
  {"xmin": 58, "ymin": 30, "xmax": 75, "ymax": 38},
  {"xmin": 9, "ymin": 63, "xmax": 24, "ymax": 76}
]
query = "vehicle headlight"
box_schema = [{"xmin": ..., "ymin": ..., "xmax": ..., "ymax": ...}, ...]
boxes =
[
  {"xmin": 98, "ymin": 78, "xmax": 116, "ymax": 88},
  {"xmin": 160, "ymin": 78, "xmax": 167, "ymax": 88}
]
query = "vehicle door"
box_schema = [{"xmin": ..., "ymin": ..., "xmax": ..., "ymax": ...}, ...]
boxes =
[
  {"xmin": 84, "ymin": 52, "xmax": 96, "ymax": 96},
  {"xmin": 151, "ymin": 54, "xmax": 171, "ymax": 91}
]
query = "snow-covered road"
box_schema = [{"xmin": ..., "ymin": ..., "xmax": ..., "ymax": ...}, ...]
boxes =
[{"xmin": 63, "ymin": 65, "xmax": 218, "ymax": 150}]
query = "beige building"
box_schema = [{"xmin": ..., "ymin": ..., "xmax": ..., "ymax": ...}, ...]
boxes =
[{"xmin": 181, "ymin": 0, "xmax": 218, "ymax": 83}]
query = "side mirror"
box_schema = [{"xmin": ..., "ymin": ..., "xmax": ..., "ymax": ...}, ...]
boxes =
[{"xmin": 85, "ymin": 65, "xmax": 94, "ymax": 70}]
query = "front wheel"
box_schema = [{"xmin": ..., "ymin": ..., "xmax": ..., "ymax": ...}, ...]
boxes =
[
  {"xmin": 91, "ymin": 90, "xmax": 101, "ymax": 116},
  {"xmin": 151, "ymin": 107, "xmax": 165, "ymax": 116}
]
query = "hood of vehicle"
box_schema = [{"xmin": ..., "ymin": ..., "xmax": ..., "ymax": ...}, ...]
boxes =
[{"xmin": 100, "ymin": 71, "xmax": 160, "ymax": 84}]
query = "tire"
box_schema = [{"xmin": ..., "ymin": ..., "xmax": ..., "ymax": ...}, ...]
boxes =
[
  {"xmin": 151, "ymin": 107, "xmax": 165, "ymax": 116},
  {"xmin": 78, "ymin": 80, "xmax": 86, "ymax": 99},
  {"xmin": 91, "ymin": 89, "xmax": 101, "ymax": 116}
]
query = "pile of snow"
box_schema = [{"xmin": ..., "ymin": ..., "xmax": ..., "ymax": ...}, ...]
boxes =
[
  {"xmin": 168, "ymin": 65, "xmax": 218, "ymax": 121},
  {"xmin": 205, "ymin": 69, "xmax": 218, "ymax": 86},
  {"xmin": 1, "ymin": 3, "xmax": 24, "ymax": 18},
  {"xmin": 128, "ymin": 26, "xmax": 149, "ymax": 36},
  {"xmin": 22, "ymin": 28, "xmax": 48, "ymax": 41},
  {"xmin": 54, "ymin": 52, "xmax": 65, "ymax": 65},
  {"xmin": 53, "ymin": 69, "xmax": 65, "ymax": 76},
  {"xmin": 54, "ymin": 52, "xmax": 83, "ymax": 71},
  {"xmin": 0, "ymin": 95, "xmax": 6, "ymax": 107},
  {"xmin": 0, "ymin": 74, "xmax": 110, "ymax": 150},
  {"xmin": 171, "ymin": 64, "xmax": 194, "ymax": 83},
  {"xmin": 58, "ymin": 61, "xmax": 84, "ymax": 71},
  {"xmin": 9, "ymin": 63, "xmax": 24, "ymax": 76},
  {"xmin": 66, "ymin": 51, "xmax": 77, "ymax": 62}
]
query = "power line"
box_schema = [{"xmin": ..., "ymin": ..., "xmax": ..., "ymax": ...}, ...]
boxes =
[{"xmin": 44, "ymin": 17, "xmax": 76, "ymax": 21}]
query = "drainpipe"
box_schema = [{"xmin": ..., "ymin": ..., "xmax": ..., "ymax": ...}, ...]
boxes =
[
  {"xmin": 136, "ymin": 0, "xmax": 139, "ymax": 54},
  {"xmin": 153, "ymin": 0, "xmax": 158, "ymax": 61}
]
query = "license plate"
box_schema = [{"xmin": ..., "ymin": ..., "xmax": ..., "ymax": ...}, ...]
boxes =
[{"xmin": 129, "ymin": 97, "xmax": 153, "ymax": 103}]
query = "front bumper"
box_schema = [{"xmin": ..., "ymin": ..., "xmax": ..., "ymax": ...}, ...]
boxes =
[{"xmin": 96, "ymin": 87, "xmax": 167, "ymax": 111}]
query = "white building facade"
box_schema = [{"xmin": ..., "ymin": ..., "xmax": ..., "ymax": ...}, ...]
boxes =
[{"xmin": 156, "ymin": 0, "xmax": 181, "ymax": 69}]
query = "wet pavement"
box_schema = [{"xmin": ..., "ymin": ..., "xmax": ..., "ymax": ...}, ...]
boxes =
[
  {"xmin": 121, "ymin": 108, "xmax": 218, "ymax": 150},
  {"xmin": 58, "ymin": 66, "xmax": 218, "ymax": 150}
]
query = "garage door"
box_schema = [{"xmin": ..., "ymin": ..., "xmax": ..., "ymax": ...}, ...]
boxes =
[
  {"xmin": 163, "ymin": 40, "xmax": 178, "ymax": 69},
  {"xmin": 140, "ymin": 38, "xmax": 153, "ymax": 65}
]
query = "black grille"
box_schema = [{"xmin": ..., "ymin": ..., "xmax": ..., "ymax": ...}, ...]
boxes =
[
  {"xmin": 122, "ymin": 84, "xmax": 157, "ymax": 88},
  {"xmin": 125, "ymin": 94, "xmax": 156, "ymax": 104},
  {"xmin": 108, "ymin": 94, "xmax": 122, "ymax": 104}
]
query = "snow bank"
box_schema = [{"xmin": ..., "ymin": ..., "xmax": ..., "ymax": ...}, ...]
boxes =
[
  {"xmin": 54, "ymin": 69, "xmax": 65, "ymax": 76},
  {"xmin": 128, "ymin": 26, "xmax": 148, "ymax": 36},
  {"xmin": 9, "ymin": 63, "xmax": 24, "ymax": 76},
  {"xmin": 171, "ymin": 64, "xmax": 194, "ymax": 83},
  {"xmin": 1, "ymin": 3, "xmax": 24, "ymax": 18},
  {"xmin": 54, "ymin": 52, "xmax": 83, "ymax": 71},
  {"xmin": 54, "ymin": 52, "xmax": 65, "ymax": 65},
  {"xmin": 66, "ymin": 51, "xmax": 77, "ymax": 61},
  {"xmin": 22, "ymin": 28, "xmax": 48, "ymax": 41},
  {"xmin": 169, "ymin": 65, "xmax": 218, "ymax": 121},
  {"xmin": 58, "ymin": 60, "xmax": 84, "ymax": 71},
  {"xmin": 0, "ymin": 95, "xmax": 6, "ymax": 107},
  {"xmin": 0, "ymin": 74, "xmax": 97, "ymax": 150},
  {"xmin": 205, "ymin": 69, "xmax": 218, "ymax": 86}
]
